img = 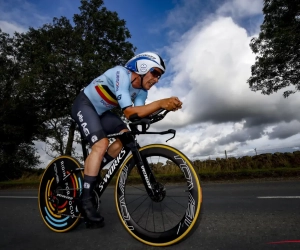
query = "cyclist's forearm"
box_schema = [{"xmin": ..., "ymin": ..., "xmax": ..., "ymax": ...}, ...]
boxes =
[{"xmin": 123, "ymin": 100, "xmax": 161, "ymax": 119}]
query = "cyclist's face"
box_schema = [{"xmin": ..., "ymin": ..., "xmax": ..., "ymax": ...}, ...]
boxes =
[{"xmin": 143, "ymin": 67, "xmax": 163, "ymax": 90}]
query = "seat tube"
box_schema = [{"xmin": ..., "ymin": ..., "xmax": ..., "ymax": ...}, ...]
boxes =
[{"xmin": 81, "ymin": 137, "xmax": 89, "ymax": 161}]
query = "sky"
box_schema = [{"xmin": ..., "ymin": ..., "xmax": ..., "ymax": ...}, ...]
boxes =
[{"xmin": 1, "ymin": 0, "xmax": 300, "ymax": 166}]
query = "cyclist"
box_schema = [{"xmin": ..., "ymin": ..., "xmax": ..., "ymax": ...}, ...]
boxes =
[{"xmin": 71, "ymin": 52, "xmax": 182, "ymax": 225}]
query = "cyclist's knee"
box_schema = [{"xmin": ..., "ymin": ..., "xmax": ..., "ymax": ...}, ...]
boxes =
[
  {"xmin": 116, "ymin": 129, "xmax": 129, "ymax": 147},
  {"xmin": 91, "ymin": 138, "xmax": 109, "ymax": 156}
]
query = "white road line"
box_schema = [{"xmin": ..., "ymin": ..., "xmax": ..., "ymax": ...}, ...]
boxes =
[
  {"xmin": 258, "ymin": 196, "xmax": 300, "ymax": 199},
  {"xmin": 0, "ymin": 196, "xmax": 37, "ymax": 199}
]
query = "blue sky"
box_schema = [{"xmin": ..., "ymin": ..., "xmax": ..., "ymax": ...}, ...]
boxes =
[{"xmin": 1, "ymin": 0, "xmax": 300, "ymax": 165}]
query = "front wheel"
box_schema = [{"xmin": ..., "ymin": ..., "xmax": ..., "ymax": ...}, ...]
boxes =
[{"xmin": 115, "ymin": 144, "xmax": 202, "ymax": 246}]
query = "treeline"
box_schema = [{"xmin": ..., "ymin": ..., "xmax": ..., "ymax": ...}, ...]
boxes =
[
  {"xmin": 193, "ymin": 151, "xmax": 300, "ymax": 172},
  {"xmin": 0, "ymin": 0, "xmax": 135, "ymax": 181},
  {"xmin": 117, "ymin": 151, "xmax": 300, "ymax": 176},
  {"xmin": 4, "ymin": 151, "xmax": 300, "ymax": 184}
]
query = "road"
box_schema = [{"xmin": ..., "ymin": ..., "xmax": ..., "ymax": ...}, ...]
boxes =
[{"xmin": 0, "ymin": 180, "xmax": 299, "ymax": 250}]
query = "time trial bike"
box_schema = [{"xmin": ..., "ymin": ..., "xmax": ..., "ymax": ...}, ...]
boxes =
[{"xmin": 38, "ymin": 109, "xmax": 202, "ymax": 247}]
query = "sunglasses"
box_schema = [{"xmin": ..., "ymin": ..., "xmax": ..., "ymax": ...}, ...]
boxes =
[{"xmin": 149, "ymin": 68, "xmax": 162, "ymax": 79}]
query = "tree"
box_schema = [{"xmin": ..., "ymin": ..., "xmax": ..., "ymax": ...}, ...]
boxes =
[
  {"xmin": 0, "ymin": 29, "xmax": 41, "ymax": 180},
  {"xmin": 247, "ymin": 0, "xmax": 300, "ymax": 97},
  {"xmin": 16, "ymin": 0, "xmax": 135, "ymax": 158}
]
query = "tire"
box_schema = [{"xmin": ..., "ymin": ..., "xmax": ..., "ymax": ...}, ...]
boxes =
[
  {"xmin": 38, "ymin": 156, "xmax": 84, "ymax": 232},
  {"xmin": 115, "ymin": 144, "xmax": 202, "ymax": 246}
]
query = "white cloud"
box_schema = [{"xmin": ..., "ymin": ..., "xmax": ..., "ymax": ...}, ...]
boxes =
[
  {"xmin": 147, "ymin": 13, "xmax": 300, "ymax": 159},
  {"xmin": 0, "ymin": 0, "xmax": 63, "ymax": 36},
  {"xmin": 0, "ymin": 21, "xmax": 27, "ymax": 35},
  {"xmin": 217, "ymin": 0, "xmax": 263, "ymax": 18}
]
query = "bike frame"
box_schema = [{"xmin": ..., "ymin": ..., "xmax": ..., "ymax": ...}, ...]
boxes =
[{"xmin": 78, "ymin": 126, "xmax": 174, "ymax": 200}]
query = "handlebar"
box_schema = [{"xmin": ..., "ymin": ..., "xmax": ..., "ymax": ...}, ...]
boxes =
[{"xmin": 128, "ymin": 109, "xmax": 176, "ymax": 142}]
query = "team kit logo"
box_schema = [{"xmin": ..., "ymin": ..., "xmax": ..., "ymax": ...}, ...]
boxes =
[{"xmin": 140, "ymin": 63, "xmax": 147, "ymax": 73}]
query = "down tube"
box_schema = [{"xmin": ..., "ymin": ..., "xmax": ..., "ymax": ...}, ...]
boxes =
[{"xmin": 96, "ymin": 147, "xmax": 131, "ymax": 196}]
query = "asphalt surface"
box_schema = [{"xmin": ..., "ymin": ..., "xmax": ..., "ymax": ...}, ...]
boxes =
[{"xmin": 0, "ymin": 180, "xmax": 299, "ymax": 250}]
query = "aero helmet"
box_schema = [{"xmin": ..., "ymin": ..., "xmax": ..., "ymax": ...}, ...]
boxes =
[{"xmin": 124, "ymin": 52, "xmax": 166, "ymax": 75}]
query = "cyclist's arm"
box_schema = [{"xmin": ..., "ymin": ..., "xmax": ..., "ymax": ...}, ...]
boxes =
[
  {"xmin": 123, "ymin": 101, "xmax": 162, "ymax": 119},
  {"xmin": 123, "ymin": 97, "xmax": 182, "ymax": 120},
  {"xmin": 113, "ymin": 68, "xmax": 136, "ymax": 109}
]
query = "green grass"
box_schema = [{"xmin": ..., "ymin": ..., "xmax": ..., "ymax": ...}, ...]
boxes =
[{"xmin": 1, "ymin": 167, "xmax": 300, "ymax": 189}]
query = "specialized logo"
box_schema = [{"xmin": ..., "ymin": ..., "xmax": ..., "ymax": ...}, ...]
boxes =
[
  {"xmin": 99, "ymin": 148, "xmax": 126, "ymax": 191},
  {"xmin": 140, "ymin": 165, "xmax": 152, "ymax": 189},
  {"xmin": 117, "ymin": 95, "xmax": 122, "ymax": 100}
]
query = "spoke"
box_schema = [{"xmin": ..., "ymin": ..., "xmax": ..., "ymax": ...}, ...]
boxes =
[
  {"xmin": 166, "ymin": 194, "xmax": 189, "ymax": 198},
  {"xmin": 161, "ymin": 201, "xmax": 183, "ymax": 218},
  {"xmin": 165, "ymin": 185, "xmax": 187, "ymax": 191},
  {"xmin": 152, "ymin": 201, "xmax": 155, "ymax": 232},
  {"xmin": 123, "ymin": 153, "xmax": 195, "ymax": 234},
  {"xmin": 125, "ymin": 193, "xmax": 148, "ymax": 206},
  {"xmin": 160, "ymin": 202, "xmax": 165, "ymax": 232},
  {"xmin": 129, "ymin": 195, "xmax": 149, "ymax": 217},
  {"xmin": 149, "ymin": 156, "xmax": 153, "ymax": 165},
  {"xmin": 160, "ymin": 203, "xmax": 177, "ymax": 225},
  {"xmin": 165, "ymin": 195, "xmax": 187, "ymax": 209},
  {"xmin": 126, "ymin": 184, "xmax": 147, "ymax": 193},
  {"xmin": 135, "ymin": 199, "xmax": 152, "ymax": 225},
  {"xmin": 145, "ymin": 201, "xmax": 151, "ymax": 230}
]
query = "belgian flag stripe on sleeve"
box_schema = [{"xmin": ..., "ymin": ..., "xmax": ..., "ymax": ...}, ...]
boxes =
[{"xmin": 95, "ymin": 85, "xmax": 118, "ymax": 106}]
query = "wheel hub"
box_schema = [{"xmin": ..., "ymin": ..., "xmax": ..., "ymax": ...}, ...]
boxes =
[{"xmin": 150, "ymin": 182, "xmax": 166, "ymax": 202}]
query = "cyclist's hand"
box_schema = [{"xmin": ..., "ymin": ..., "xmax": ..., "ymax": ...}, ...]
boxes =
[{"xmin": 160, "ymin": 97, "xmax": 183, "ymax": 111}]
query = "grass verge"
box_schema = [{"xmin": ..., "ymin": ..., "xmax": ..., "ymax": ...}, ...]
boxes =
[{"xmin": 0, "ymin": 167, "xmax": 300, "ymax": 189}]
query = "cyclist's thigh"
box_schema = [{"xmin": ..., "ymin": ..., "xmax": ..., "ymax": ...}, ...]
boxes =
[
  {"xmin": 100, "ymin": 111, "xmax": 127, "ymax": 135},
  {"xmin": 71, "ymin": 91, "xmax": 106, "ymax": 146}
]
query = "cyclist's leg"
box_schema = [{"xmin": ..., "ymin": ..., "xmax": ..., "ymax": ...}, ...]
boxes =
[
  {"xmin": 71, "ymin": 92, "xmax": 107, "ymax": 224},
  {"xmin": 100, "ymin": 111, "xmax": 128, "ymax": 158}
]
